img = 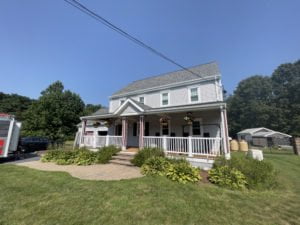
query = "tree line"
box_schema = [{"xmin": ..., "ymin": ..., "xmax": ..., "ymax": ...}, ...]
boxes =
[
  {"xmin": 227, "ymin": 59, "xmax": 300, "ymax": 137},
  {"xmin": 1, "ymin": 59, "xmax": 299, "ymax": 141},
  {"xmin": 0, "ymin": 81, "xmax": 101, "ymax": 141}
]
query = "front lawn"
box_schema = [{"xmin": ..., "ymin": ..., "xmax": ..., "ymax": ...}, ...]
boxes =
[{"xmin": 0, "ymin": 151, "xmax": 299, "ymax": 225}]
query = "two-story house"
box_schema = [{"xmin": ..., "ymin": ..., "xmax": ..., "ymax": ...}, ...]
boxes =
[{"xmin": 78, "ymin": 62, "xmax": 230, "ymax": 164}]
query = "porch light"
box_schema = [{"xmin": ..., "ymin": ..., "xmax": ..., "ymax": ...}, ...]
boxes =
[
  {"xmin": 184, "ymin": 112, "xmax": 194, "ymax": 125},
  {"xmin": 103, "ymin": 119, "xmax": 112, "ymax": 127}
]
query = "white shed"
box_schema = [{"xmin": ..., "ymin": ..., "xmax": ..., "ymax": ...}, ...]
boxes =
[{"xmin": 237, "ymin": 127, "xmax": 292, "ymax": 147}]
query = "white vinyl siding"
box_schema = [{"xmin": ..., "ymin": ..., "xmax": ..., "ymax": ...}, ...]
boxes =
[{"xmin": 109, "ymin": 80, "xmax": 219, "ymax": 112}]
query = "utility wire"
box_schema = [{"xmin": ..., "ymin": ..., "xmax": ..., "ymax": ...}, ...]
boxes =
[{"xmin": 63, "ymin": 0, "xmax": 202, "ymax": 78}]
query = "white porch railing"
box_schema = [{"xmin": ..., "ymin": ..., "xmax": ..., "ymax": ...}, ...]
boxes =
[
  {"xmin": 143, "ymin": 136, "xmax": 223, "ymax": 157},
  {"xmin": 82, "ymin": 135, "xmax": 122, "ymax": 148}
]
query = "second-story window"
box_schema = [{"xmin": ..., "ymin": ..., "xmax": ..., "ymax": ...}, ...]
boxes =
[
  {"xmin": 190, "ymin": 87, "xmax": 199, "ymax": 102},
  {"xmin": 161, "ymin": 92, "xmax": 169, "ymax": 106},
  {"xmin": 139, "ymin": 96, "xmax": 145, "ymax": 104}
]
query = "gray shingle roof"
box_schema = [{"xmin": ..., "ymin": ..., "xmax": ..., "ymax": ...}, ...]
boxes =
[
  {"xmin": 90, "ymin": 107, "xmax": 109, "ymax": 116},
  {"xmin": 112, "ymin": 61, "xmax": 220, "ymax": 96},
  {"xmin": 129, "ymin": 98, "xmax": 152, "ymax": 110}
]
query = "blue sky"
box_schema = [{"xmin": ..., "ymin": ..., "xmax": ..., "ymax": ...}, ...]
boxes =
[{"xmin": 0, "ymin": 0, "xmax": 299, "ymax": 106}]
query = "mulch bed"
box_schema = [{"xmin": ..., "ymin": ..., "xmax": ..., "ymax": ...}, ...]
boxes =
[{"xmin": 200, "ymin": 170, "xmax": 210, "ymax": 184}]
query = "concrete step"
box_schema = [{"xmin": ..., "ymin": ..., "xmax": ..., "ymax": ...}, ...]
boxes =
[
  {"xmin": 112, "ymin": 155, "xmax": 134, "ymax": 161},
  {"xmin": 109, "ymin": 159, "xmax": 134, "ymax": 166},
  {"xmin": 118, "ymin": 151, "xmax": 137, "ymax": 156}
]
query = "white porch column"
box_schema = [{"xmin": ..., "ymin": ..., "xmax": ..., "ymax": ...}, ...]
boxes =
[
  {"xmin": 93, "ymin": 131, "xmax": 97, "ymax": 148},
  {"xmin": 121, "ymin": 117, "xmax": 128, "ymax": 150},
  {"xmin": 188, "ymin": 136, "xmax": 193, "ymax": 157},
  {"xmin": 105, "ymin": 135, "xmax": 110, "ymax": 147},
  {"xmin": 162, "ymin": 136, "xmax": 167, "ymax": 152},
  {"xmin": 220, "ymin": 106, "xmax": 230, "ymax": 159},
  {"xmin": 80, "ymin": 120, "xmax": 87, "ymax": 147},
  {"xmin": 139, "ymin": 115, "xmax": 144, "ymax": 149}
]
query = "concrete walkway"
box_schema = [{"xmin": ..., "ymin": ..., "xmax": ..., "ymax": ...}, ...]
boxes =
[{"xmin": 10, "ymin": 157, "xmax": 143, "ymax": 181}]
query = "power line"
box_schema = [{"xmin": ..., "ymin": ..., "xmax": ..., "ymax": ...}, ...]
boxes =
[{"xmin": 63, "ymin": 0, "xmax": 202, "ymax": 78}]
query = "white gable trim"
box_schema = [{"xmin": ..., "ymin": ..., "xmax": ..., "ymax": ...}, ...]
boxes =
[{"xmin": 114, "ymin": 98, "xmax": 144, "ymax": 115}]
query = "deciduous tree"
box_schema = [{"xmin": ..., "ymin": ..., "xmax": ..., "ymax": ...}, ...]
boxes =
[{"xmin": 22, "ymin": 81, "xmax": 85, "ymax": 141}]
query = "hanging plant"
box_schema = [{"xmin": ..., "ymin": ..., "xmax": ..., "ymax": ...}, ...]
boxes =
[
  {"xmin": 93, "ymin": 121, "xmax": 101, "ymax": 128},
  {"xmin": 159, "ymin": 116, "xmax": 169, "ymax": 126}
]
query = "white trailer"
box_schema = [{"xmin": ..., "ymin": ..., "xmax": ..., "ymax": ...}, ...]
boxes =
[{"xmin": 0, "ymin": 114, "xmax": 22, "ymax": 158}]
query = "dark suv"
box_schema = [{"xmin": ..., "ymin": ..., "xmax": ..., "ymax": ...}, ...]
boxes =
[{"xmin": 19, "ymin": 137, "xmax": 49, "ymax": 152}]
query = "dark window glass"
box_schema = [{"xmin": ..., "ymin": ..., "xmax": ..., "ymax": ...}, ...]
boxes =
[
  {"xmin": 145, "ymin": 122, "xmax": 150, "ymax": 136},
  {"xmin": 98, "ymin": 131, "xmax": 108, "ymax": 136},
  {"xmin": 133, "ymin": 123, "xmax": 137, "ymax": 136},
  {"xmin": 115, "ymin": 124, "xmax": 122, "ymax": 136},
  {"xmin": 192, "ymin": 121, "xmax": 201, "ymax": 135},
  {"xmin": 162, "ymin": 124, "xmax": 169, "ymax": 135}
]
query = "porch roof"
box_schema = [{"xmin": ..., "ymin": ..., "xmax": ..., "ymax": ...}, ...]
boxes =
[{"xmin": 80, "ymin": 101, "xmax": 225, "ymax": 120}]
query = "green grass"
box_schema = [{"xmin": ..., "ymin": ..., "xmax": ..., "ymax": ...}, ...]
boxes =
[{"xmin": 0, "ymin": 152, "xmax": 299, "ymax": 225}]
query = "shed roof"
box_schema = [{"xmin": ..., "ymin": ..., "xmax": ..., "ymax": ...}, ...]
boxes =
[
  {"xmin": 238, "ymin": 127, "xmax": 291, "ymax": 138},
  {"xmin": 238, "ymin": 127, "xmax": 272, "ymax": 135}
]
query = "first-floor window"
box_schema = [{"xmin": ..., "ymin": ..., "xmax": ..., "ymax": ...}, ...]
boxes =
[
  {"xmin": 192, "ymin": 121, "xmax": 201, "ymax": 135},
  {"xmin": 162, "ymin": 123, "xmax": 169, "ymax": 135}
]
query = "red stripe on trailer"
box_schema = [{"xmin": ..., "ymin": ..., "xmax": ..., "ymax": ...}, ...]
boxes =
[{"xmin": 0, "ymin": 139, "xmax": 5, "ymax": 155}]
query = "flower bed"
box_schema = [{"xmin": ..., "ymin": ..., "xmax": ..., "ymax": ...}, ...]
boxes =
[{"xmin": 41, "ymin": 146, "xmax": 120, "ymax": 165}]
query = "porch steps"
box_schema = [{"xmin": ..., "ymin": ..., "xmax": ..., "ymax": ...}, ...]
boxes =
[{"xmin": 109, "ymin": 151, "xmax": 136, "ymax": 166}]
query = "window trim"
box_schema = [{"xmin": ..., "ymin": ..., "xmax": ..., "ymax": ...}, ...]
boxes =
[
  {"xmin": 188, "ymin": 86, "xmax": 201, "ymax": 103},
  {"xmin": 160, "ymin": 120, "xmax": 171, "ymax": 136},
  {"xmin": 160, "ymin": 91, "xmax": 170, "ymax": 107},
  {"xmin": 189, "ymin": 118, "xmax": 203, "ymax": 137}
]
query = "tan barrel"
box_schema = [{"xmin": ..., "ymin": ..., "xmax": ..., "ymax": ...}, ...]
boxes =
[
  {"xmin": 239, "ymin": 140, "xmax": 249, "ymax": 152},
  {"xmin": 230, "ymin": 139, "xmax": 239, "ymax": 151}
]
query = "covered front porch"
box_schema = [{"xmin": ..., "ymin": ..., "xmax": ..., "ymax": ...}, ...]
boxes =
[{"xmin": 79, "ymin": 103, "xmax": 230, "ymax": 159}]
